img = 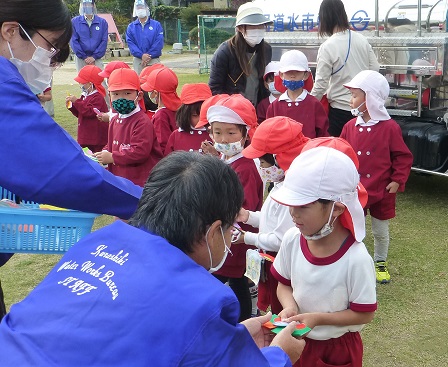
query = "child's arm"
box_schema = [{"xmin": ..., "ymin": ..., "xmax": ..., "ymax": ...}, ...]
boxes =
[
  {"xmin": 285, "ymin": 310, "xmax": 375, "ymax": 330},
  {"xmin": 277, "ymin": 283, "xmax": 299, "ymax": 319},
  {"xmin": 389, "ymin": 121, "xmax": 414, "ymax": 192}
]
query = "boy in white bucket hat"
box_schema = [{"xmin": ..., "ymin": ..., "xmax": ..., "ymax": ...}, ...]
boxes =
[
  {"xmin": 340, "ymin": 70, "xmax": 413, "ymax": 284},
  {"xmin": 266, "ymin": 50, "xmax": 329, "ymax": 139},
  {"xmin": 270, "ymin": 146, "xmax": 377, "ymax": 367}
]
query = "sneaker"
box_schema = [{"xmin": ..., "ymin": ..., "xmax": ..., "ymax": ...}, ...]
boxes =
[{"xmin": 375, "ymin": 261, "xmax": 391, "ymax": 284}]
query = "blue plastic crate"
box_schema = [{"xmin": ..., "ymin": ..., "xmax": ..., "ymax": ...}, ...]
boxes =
[{"xmin": 0, "ymin": 186, "xmax": 97, "ymax": 254}]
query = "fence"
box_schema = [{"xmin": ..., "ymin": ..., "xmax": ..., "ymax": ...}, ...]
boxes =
[{"xmin": 197, "ymin": 15, "xmax": 235, "ymax": 74}]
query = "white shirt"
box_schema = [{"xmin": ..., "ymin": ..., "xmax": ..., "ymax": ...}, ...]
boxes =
[
  {"xmin": 311, "ymin": 30, "xmax": 380, "ymax": 111},
  {"xmin": 273, "ymin": 227, "xmax": 377, "ymax": 340},
  {"xmin": 244, "ymin": 182, "xmax": 295, "ymax": 252}
]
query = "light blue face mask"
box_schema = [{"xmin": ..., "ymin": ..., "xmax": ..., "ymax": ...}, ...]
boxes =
[{"xmin": 282, "ymin": 79, "xmax": 305, "ymax": 91}]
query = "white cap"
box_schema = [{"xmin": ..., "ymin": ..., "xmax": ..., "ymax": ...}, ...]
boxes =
[
  {"xmin": 279, "ymin": 50, "xmax": 310, "ymax": 73},
  {"xmin": 271, "ymin": 146, "xmax": 365, "ymax": 242},
  {"xmin": 207, "ymin": 105, "xmax": 247, "ymax": 126},
  {"xmin": 235, "ymin": 2, "xmax": 273, "ymax": 27},
  {"xmin": 264, "ymin": 61, "xmax": 280, "ymax": 79},
  {"xmin": 344, "ymin": 70, "xmax": 391, "ymax": 121}
]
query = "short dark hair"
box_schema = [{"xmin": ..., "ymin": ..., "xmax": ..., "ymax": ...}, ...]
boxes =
[
  {"xmin": 0, "ymin": 0, "xmax": 72, "ymax": 63},
  {"xmin": 128, "ymin": 151, "xmax": 244, "ymax": 253},
  {"xmin": 260, "ymin": 153, "xmax": 276, "ymax": 166},
  {"xmin": 318, "ymin": 0, "xmax": 350, "ymax": 37},
  {"xmin": 176, "ymin": 101, "xmax": 203, "ymax": 132}
]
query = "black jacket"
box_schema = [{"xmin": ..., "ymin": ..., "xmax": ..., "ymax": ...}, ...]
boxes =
[{"xmin": 208, "ymin": 40, "xmax": 272, "ymax": 106}]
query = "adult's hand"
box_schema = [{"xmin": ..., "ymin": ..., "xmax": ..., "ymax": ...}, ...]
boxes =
[
  {"xmin": 85, "ymin": 56, "xmax": 95, "ymax": 65},
  {"xmin": 241, "ymin": 312, "xmax": 274, "ymax": 348},
  {"xmin": 142, "ymin": 53, "xmax": 152, "ymax": 66},
  {"xmin": 270, "ymin": 322, "xmax": 306, "ymax": 365}
]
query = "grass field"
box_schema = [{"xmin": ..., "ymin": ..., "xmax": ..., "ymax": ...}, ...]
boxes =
[{"xmin": 1, "ymin": 59, "xmax": 447, "ymax": 366}]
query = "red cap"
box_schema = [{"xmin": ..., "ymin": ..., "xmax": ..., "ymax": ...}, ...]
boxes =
[
  {"xmin": 98, "ymin": 61, "xmax": 130, "ymax": 78},
  {"xmin": 141, "ymin": 67, "xmax": 181, "ymax": 111},
  {"xmin": 181, "ymin": 83, "xmax": 212, "ymax": 104},
  {"xmin": 198, "ymin": 94, "xmax": 258, "ymax": 138},
  {"xmin": 196, "ymin": 94, "xmax": 229, "ymax": 128},
  {"xmin": 108, "ymin": 68, "xmax": 141, "ymax": 92},
  {"xmin": 139, "ymin": 63, "xmax": 165, "ymax": 84},
  {"xmin": 301, "ymin": 137, "xmax": 368, "ymax": 238},
  {"xmin": 74, "ymin": 65, "xmax": 106, "ymax": 96},
  {"xmin": 242, "ymin": 116, "xmax": 309, "ymax": 171},
  {"xmin": 273, "ymin": 74, "xmax": 287, "ymax": 94}
]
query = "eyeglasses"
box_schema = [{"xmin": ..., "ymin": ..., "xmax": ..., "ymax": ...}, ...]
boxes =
[{"xmin": 19, "ymin": 24, "xmax": 60, "ymax": 59}]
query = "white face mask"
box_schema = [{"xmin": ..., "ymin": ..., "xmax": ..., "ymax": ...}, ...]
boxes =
[
  {"xmin": 351, "ymin": 101, "xmax": 366, "ymax": 117},
  {"xmin": 8, "ymin": 26, "xmax": 54, "ymax": 95},
  {"xmin": 260, "ymin": 165, "xmax": 285, "ymax": 182},
  {"xmin": 303, "ymin": 202, "xmax": 337, "ymax": 241},
  {"xmin": 243, "ymin": 28, "xmax": 265, "ymax": 47},
  {"xmin": 214, "ymin": 138, "xmax": 245, "ymax": 157},
  {"xmin": 136, "ymin": 9, "xmax": 148, "ymax": 19},
  {"xmin": 207, "ymin": 226, "xmax": 232, "ymax": 273},
  {"xmin": 268, "ymin": 81, "xmax": 280, "ymax": 95}
]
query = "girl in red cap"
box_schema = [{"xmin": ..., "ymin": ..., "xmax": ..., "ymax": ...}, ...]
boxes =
[
  {"xmin": 141, "ymin": 67, "xmax": 181, "ymax": 152},
  {"xmin": 196, "ymin": 94, "xmax": 263, "ymax": 322},
  {"xmin": 66, "ymin": 64, "xmax": 108, "ymax": 153},
  {"xmin": 164, "ymin": 83, "xmax": 212, "ymax": 156}
]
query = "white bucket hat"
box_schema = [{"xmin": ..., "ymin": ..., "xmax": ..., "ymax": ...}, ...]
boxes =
[
  {"xmin": 235, "ymin": 3, "xmax": 273, "ymax": 26},
  {"xmin": 279, "ymin": 50, "xmax": 310, "ymax": 73},
  {"xmin": 344, "ymin": 70, "xmax": 391, "ymax": 121},
  {"xmin": 271, "ymin": 146, "xmax": 366, "ymax": 242}
]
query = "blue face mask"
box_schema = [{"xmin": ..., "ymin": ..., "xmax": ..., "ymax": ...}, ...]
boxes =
[{"xmin": 282, "ymin": 79, "xmax": 304, "ymax": 91}]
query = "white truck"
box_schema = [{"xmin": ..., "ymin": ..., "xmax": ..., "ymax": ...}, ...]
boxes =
[{"xmin": 257, "ymin": 0, "xmax": 448, "ymax": 176}]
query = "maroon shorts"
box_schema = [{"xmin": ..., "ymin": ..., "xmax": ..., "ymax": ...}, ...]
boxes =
[
  {"xmin": 294, "ymin": 332, "xmax": 363, "ymax": 367},
  {"xmin": 257, "ymin": 261, "xmax": 282, "ymax": 315},
  {"xmin": 365, "ymin": 192, "xmax": 396, "ymax": 220}
]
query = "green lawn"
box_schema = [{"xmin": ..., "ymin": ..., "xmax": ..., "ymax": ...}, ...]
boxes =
[{"xmin": 1, "ymin": 65, "xmax": 447, "ymax": 366}]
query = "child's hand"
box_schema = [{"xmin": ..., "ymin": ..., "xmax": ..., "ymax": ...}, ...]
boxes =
[
  {"xmin": 65, "ymin": 95, "xmax": 77, "ymax": 103},
  {"xmin": 278, "ymin": 307, "xmax": 299, "ymax": 320},
  {"xmin": 97, "ymin": 112, "xmax": 110, "ymax": 123},
  {"xmin": 236, "ymin": 208, "xmax": 250, "ymax": 223},
  {"xmin": 284, "ymin": 312, "xmax": 319, "ymax": 329},
  {"xmin": 94, "ymin": 150, "xmax": 113, "ymax": 165},
  {"xmin": 201, "ymin": 141, "xmax": 219, "ymax": 156},
  {"xmin": 386, "ymin": 181, "xmax": 399, "ymax": 194}
]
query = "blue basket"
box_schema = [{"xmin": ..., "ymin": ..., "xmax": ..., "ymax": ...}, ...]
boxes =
[{"xmin": 0, "ymin": 187, "xmax": 97, "ymax": 254}]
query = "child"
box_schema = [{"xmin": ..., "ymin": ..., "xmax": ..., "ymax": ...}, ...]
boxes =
[
  {"xmin": 340, "ymin": 70, "xmax": 413, "ymax": 283},
  {"xmin": 196, "ymin": 94, "xmax": 263, "ymax": 322},
  {"xmin": 141, "ymin": 67, "xmax": 181, "ymax": 152},
  {"xmin": 94, "ymin": 68, "xmax": 163, "ymax": 187},
  {"xmin": 266, "ymin": 50, "xmax": 329, "ymax": 138},
  {"xmin": 164, "ymin": 83, "xmax": 212, "ymax": 156},
  {"xmin": 256, "ymin": 61, "xmax": 284, "ymax": 123},
  {"xmin": 271, "ymin": 146, "xmax": 377, "ymax": 367},
  {"xmin": 66, "ymin": 65, "xmax": 108, "ymax": 153},
  {"xmin": 238, "ymin": 116, "xmax": 310, "ymax": 315},
  {"xmin": 139, "ymin": 63, "xmax": 165, "ymax": 120}
]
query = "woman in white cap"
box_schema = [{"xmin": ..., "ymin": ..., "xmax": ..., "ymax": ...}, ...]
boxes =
[
  {"xmin": 270, "ymin": 146, "xmax": 377, "ymax": 367},
  {"xmin": 310, "ymin": 0, "xmax": 379, "ymax": 137},
  {"xmin": 208, "ymin": 2, "xmax": 272, "ymax": 108}
]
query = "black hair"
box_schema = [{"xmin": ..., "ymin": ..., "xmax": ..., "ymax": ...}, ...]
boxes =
[
  {"xmin": 142, "ymin": 91, "xmax": 158, "ymax": 111},
  {"xmin": 129, "ymin": 152, "xmax": 244, "ymax": 254},
  {"xmin": 260, "ymin": 153, "xmax": 276, "ymax": 166},
  {"xmin": 0, "ymin": 0, "xmax": 72, "ymax": 63},
  {"xmin": 228, "ymin": 29, "xmax": 267, "ymax": 79},
  {"xmin": 318, "ymin": 0, "xmax": 350, "ymax": 37},
  {"xmin": 176, "ymin": 101, "xmax": 203, "ymax": 132},
  {"xmin": 317, "ymin": 199, "xmax": 332, "ymax": 205}
]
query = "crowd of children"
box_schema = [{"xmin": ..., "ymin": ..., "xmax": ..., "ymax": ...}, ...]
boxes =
[{"xmin": 58, "ymin": 43, "xmax": 413, "ymax": 366}]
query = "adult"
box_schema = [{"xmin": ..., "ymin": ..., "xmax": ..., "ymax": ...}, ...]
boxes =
[
  {"xmin": 208, "ymin": 2, "xmax": 272, "ymax": 107},
  {"xmin": 0, "ymin": 152, "xmax": 305, "ymax": 366},
  {"xmin": 310, "ymin": 0, "xmax": 379, "ymax": 136},
  {"xmin": 126, "ymin": 0, "xmax": 164, "ymax": 74},
  {"xmin": 70, "ymin": 0, "xmax": 108, "ymax": 72},
  {"xmin": 0, "ymin": 0, "xmax": 142, "ymax": 319}
]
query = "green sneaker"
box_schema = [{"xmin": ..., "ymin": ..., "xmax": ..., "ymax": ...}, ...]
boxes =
[{"xmin": 375, "ymin": 261, "xmax": 391, "ymax": 284}]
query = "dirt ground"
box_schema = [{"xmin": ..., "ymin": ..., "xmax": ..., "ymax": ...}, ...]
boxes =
[{"xmin": 53, "ymin": 52, "xmax": 200, "ymax": 86}]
